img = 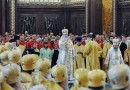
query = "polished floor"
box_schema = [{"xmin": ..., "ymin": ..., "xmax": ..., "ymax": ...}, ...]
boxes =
[{"xmin": 68, "ymin": 80, "xmax": 113, "ymax": 89}]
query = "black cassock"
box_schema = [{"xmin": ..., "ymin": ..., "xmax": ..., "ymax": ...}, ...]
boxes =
[
  {"xmin": 120, "ymin": 42, "xmax": 127, "ymax": 59},
  {"xmin": 51, "ymin": 49, "xmax": 59, "ymax": 67},
  {"xmin": 22, "ymin": 48, "xmax": 39, "ymax": 56}
]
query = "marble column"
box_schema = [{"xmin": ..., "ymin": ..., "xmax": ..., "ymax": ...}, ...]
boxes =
[
  {"xmin": 86, "ymin": 0, "xmax": 88, "ymax": 33},
  {"xmin": 113, "ymin": 0, "xmax": 116, "ymax": 33},
  {"xmin": 11, "ymin": 0, "xmax": 16, "ymax": 33}
]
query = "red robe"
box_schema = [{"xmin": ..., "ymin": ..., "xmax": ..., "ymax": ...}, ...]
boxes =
[
  {"xmin": 38, "ymin": 42, "xmax": 44, "ymax": 50},
  {"xmin": 97, "ymin": 40, "xmax": 104, "ymax": 49},
  {"xmin": 42, "ymin": 41, "xmax": 53, "ymax": 50},
  {"xmin": 53, "ymin": 41, "xmax": 59, "ymax": 49},
  {"xmin": 27, "ymin": 40, "xmax": 39, "ymax": 49},
  {"xmin": 19, "ymin": 41, "xmax": 29, "ymax": 48}
]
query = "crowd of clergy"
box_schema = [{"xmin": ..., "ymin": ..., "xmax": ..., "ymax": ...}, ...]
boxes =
[{"xmin": 0, "ymin": 29, "xmax": 129, "ymax": 90}]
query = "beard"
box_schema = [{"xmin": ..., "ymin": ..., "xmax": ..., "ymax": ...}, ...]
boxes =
[
  {"xmin": 62, "ymin": 36, "xmax": 69, "ymax": 41},
  {"xmin": 114, "ymin": 47, "xmax": 118, "ymax": 51},
  {"xmin": 77, "ymin": 43, "xmax": 81, "ymax": 46}
]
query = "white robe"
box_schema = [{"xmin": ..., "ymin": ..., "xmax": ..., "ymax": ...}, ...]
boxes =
[
  {"xmin": 57, "ymin": 36, "xmax": 75, "ymax": 78},
  {"xmin": 105, "ymin": 46, "xmax": 124, "ymax": 69}
]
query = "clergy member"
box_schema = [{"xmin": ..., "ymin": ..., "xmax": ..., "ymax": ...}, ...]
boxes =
[
  {"xmin": 105, "ymin": 39, "xmax": 124, "ymax": 70},
  {"xmin": 73, "ymin": 36, "xmax": 85, "ymax": 73},
  {"xmin": 84, "ymin": 34, "xmax": 102, "ymax": 70},
  {"xmin": 57, "ymin": 28, "xmax": 75, "ymax": 80}
]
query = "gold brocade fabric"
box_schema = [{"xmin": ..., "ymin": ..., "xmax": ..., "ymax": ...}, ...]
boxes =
[
  {"xmin": 73, "ymin": 44, "xmax": 85, "ymax": 73},
  {"xmin": 102, "ymin": 42, "xmax": 112, "ymax": 71},
  {"xmin": 103, "ymin": 0, "xmax": 112, "ymax": 34},
  {"xmin": 124, "ymin": 49, "xmax": 130, "ymax": 65},
  {"xmin": 115, "ymin": 51, "xmax": 118, "ymax": 60},
  {"xmin": 83, "ymin": 40, "xmax": 102, "ymax": 70}
]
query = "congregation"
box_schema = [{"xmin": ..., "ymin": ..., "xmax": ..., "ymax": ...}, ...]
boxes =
[{"xmin": 0, "ymin": 29, "xmax": 129, "ymax": 90}]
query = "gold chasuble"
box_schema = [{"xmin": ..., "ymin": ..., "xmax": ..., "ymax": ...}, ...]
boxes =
[
  {"xmin": 73, "ymin": 44, "xmax": 85, "ymax": 73},
  {"xmin": 84, "ymin": 40, "xmax": 102, "ymax": 70}
]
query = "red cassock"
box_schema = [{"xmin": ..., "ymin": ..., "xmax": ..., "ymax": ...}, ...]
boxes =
[
  {"xmin": 37, "ymin": 42, "xmax": 44, "ymax": 50},
  {"xmin": 81, "ymin": 41, "xmax": 86, "ymax": 46},
  {"xmin": 27, "ymin": 40, "xmax": 39, "ymax": 49},
  {"xmin": 53, "ymin": 41, "xmax": 59, "ymax": 49},
  {"xmin": 19, "ymin": 41, "xmax": 29, "ymax": 48},
  {"xmin": 46, "ymin": 42, "xmax": 53, "ymax": 50},
  {"xmin": 38, "ymin": 41, "xmax": 53, "ymax": 50},
  {"xmin": 97, "ymin": 40, "xmax": 104, "ymax": 48}
]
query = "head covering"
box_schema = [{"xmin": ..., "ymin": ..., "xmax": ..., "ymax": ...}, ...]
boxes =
[
  {"xmin": 76, "ymin": 36, "xmax": 82, "ymax": 42},
  {"xmin": 51, "ymin": 64, "xmax": 68, "ymax": 83},
  {"xmin": 0, "ymin": 72, "xmax": 13, "ymax": 90},
  {"xmin": 2, "ymin": 63, "xmax": 21, "ymax": 84},
  {"xmin": 86, "ymin": 34, "xmax": 92, "ymax": 38},
  {"xmin": 21, "ymin": 72, "xmax": 32, "ymax": 83},
  {"xmin": 0, "ymin": 51, "xmax": 10, "ymax": 65},
  {"xmin": 113, "ymin": 39, "xmax": 119, "ymax": 46},
  {"xmin": 88, "ymin": 69, "xmax": 106, "ymax": 87},
  {"xmin": 35, "ymin": 58, "xmax": 51, "ymax": 75},
  {"xmin": 92, "ymin": 34, "xmax": 96, "ymax": 39},
  {"xmin": 14, "ymin": 35, "xmax": 20, "ymax": 40},
  {"xmin": 62, "ymin": 29, "xmax": 68, "ymax": 35},
  {"xmin": 20, "ymin": 54, "xmax": 37, "ymax": 71},
  {"xmin": 25, "ymin": 31, "xmax": 28, "ymax": 34},
  {"xmin": 5, "ymin": 42, "xmax": 13, "ymax": 50},
  {"xmin": 74, "ymin": 68, "xmax": 89, "ymax": 87},
  {"xmin": 8, "ymin": 50, "xmax": 21, "ymax": 64},
  {"xmin": 108, "ymin": 64, "xmax": 130, "ymax": 89},
  {"xmin": 0, "ymin": 45, "xmax": 8, "ymax": 54}
]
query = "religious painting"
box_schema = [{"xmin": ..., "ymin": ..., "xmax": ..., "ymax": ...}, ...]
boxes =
[
  {"xmin": 20, "ymin": 16, "xmax": 36, "ymax": 34},
  {"xmin": 44, "ymin": 16, "xmax": 62, "ymax": 34}
]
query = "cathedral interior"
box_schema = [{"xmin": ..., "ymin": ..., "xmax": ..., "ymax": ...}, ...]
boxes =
[
  {"xmin": 1, "ymin": 0, "xmax": 130, "ymax": 90},
  {"xmin": 0, "ymin": 0, "xmax": 128, "ymax": 35}
]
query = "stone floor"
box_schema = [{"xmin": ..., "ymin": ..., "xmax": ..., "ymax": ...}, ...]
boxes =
[{"xmin": 68, "ymin": 80, "xmax": 113, "ymax": 90}]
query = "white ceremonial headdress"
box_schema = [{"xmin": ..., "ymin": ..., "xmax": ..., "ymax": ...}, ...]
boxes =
[
  {"xmin": 113, "ymin": 39, "xmax": 119, "ymax": 45},
  {"xmin": 62, "ymin": 28, "xmax": 68, "ymax": 35}
]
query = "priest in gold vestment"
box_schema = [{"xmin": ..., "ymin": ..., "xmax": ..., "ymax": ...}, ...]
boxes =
[
  {"xmin": 84, "ymin": 35, "xmax": 102, "ymax": 70},
  {"xmin": 124, "ymin": 40, "xmax": 130, "ymax": 66},
  {"xmin": 73, "ymin": 36, "xmax": 85, "ymax": 73},
  {"xmin": 102, "ymin": 36, "xmax": 113, "ymax": 70}
]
